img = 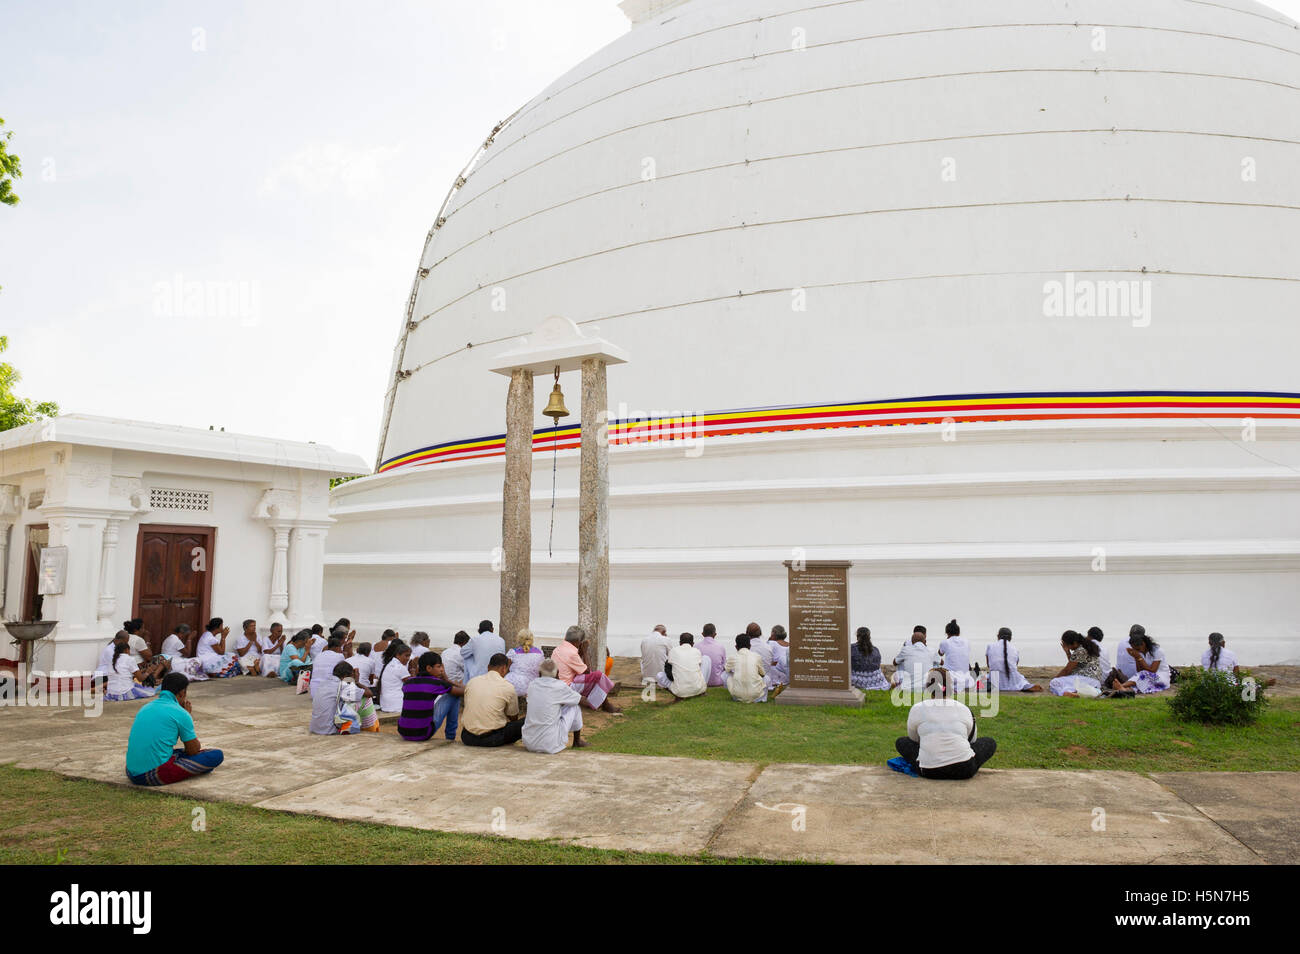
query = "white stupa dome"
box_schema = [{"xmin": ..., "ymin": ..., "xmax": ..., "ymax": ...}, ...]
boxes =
[{"xmin": 331, "ymin": 0, "xmax": 1300, "ymax": 666}]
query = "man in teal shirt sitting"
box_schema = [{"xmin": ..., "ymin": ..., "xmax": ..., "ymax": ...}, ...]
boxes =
[{"xmin": 125, "ymin": 673, "xmax": 224, "ymax": 785}]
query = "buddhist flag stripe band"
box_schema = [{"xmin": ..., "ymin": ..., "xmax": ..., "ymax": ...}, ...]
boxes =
[{"xmin": 376, "ymin": 390, "xmax": 1300, "ymax": 473}]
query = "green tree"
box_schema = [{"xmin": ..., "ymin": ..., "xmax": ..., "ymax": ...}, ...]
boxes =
[
  {"xmin": 0, "ymin": 336, "xmax": 59, "ymax": 431},
  {"xmin": 0, "ymin": 117, "xmax": 20, "ymax": 207}
]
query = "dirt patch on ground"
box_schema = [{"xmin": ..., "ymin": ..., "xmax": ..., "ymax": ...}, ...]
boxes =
[{"xmin": 1060, "ymin": 745, "xmax": 1092, "ymax": 757}]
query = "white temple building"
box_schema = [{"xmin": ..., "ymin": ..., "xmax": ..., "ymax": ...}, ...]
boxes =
[
  {"xmin": 0, "ymin": 416, "xmax": 367, "ymax": 681},
  {"xmin": 325, "ymin": 0, "xmax": 1300, "ymax": 665}
]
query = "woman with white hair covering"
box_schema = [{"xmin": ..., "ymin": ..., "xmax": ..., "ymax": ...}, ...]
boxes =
[
  {"xmin": 505, "ymin": 629, "xmax": 545, "ymax": 696},
  {"xmin": 523, "ymin": 659, "xmax": 589, "ymax": 754}
]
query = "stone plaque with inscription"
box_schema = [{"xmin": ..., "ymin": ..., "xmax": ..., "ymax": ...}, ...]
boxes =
[{"xmin": 777, "ymin": 560, "xmax": 863, "ymax": 707}]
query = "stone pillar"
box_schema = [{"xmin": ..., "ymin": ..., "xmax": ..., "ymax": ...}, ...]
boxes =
[
  {"xmin": 499, "ymin": 368, "xmax": 534, "ymax": 650},
  {"xmin": 287, "ymin": 523, "xmax": 330, "ymax": 629},
  {"xmin": 578, "ymin": 357, "xmax": 610, "ymax": 669},
  {"xmin": 0, "ymin": 522, "xmax": 9, "ymax": 615},
  {"xmin": 39, "ymin": 509, "xmax": 110, "ymax": 675},
  {"xmin": 268, "ymin": 525, "xmax": 291, "ymax": 626},
  {"xmin": 96, "ymin": 518, "xmax": 122, "ymax": 620},
  {"xmin": 0, "ymin": 485, "xmax": 19, "ymax": 615}
]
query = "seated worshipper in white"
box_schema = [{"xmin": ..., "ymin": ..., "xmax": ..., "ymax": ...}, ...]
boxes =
[
  {"xmin": 937, "ymin": 619, "xmax": 975, "ymax": 690},
  {"xmin": 745, "ymin": 622, "xmax": 776, "ymax": 681},
  {"xmin": 768, "ymin": 625, "xmax": 790, "ymax": 689},
  {"xmin": 1197, "ymin": 632, "xmax": 1273, "ymax": 687},
  {"xmin": 377, "ymin": 640, "xmax": 413, "ymax": 713},
  {"xmin": 725, "ymin": 633, "xmax": 768, "ymax": 703},
  {"xmin": 1103, "ymin": 625, "xmax": 1170, "ymax": 695},
  {"xmin": 506, "ymin": 629, "xmax": 545, "ymax": 696},
  {"xmin": 195, "ymin": 618, "xmax": 241, "ymax": 677},
  {"xmin": 639, "ymin": 624, "xmax": 674, "ymax": 686},
  {"xmin": 523, "ymin": 659, "xmax": 590, "ymax": 753},
  {"xmin": 159, "ymin": 624, "xmax": 207, "ymax": 681},
  {"xmin": 1047, "ymin": 630, "xmax": 1105, "ymax": 697},
  {"xmin": 310, "ymin": 660, "xmax": 378, "ymax": 734},
  {"xmin": 308, "ymin": 624, "xmax": 328, "ymax": 659},
  {"xmin": 234, "ymin": 619, "xmax": 264, "ymax": 676},
  {"xmin": 657, "ymin": 633, "xmax": 709, "ymax": 699},
  {"xmin": 104, "ymin": 638, "xmax": 159, "ymax": 702},
  {"xmin": 122, "ymin": 619, "xmax": 154, "ymax": 668},
  {"xmin": 441, "ymin": 631, "xmax": 469, "ymax": 685},
  {"xmin": 95, "ymin": 631, "xmax": 127, "ymax": 685},
  {"xmin": 1203, "ymin": 632, "xmax": 1238, "ymax": 677},
  {"xmin": 892, "ymin": 629, "xmax": 935, "ymax": 691},
  {"xmin": 349, "ymin": 641, "xmax": 376, "ymax": 689},
  {"xmin": 310, "ymin": 633, "xmax": 349, "ymax": 701},
  {"xmin": 894, "ymin": 668, "xmax": 997, "ymax": 780},
  {"xmin": 984, "ymin": 627, "xmax": 1043, "ymax": 692},
  {"xmin": 259, "ymin": 622, "xmax": 287, "ymax": 678}
]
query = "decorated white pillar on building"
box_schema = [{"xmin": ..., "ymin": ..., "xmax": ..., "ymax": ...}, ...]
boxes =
[
  {"xmin": 0, "ymin": 485, "xmax": 20, "ymax": 615},
  {"xmin": 255, "ymin": 487, "xmax": 335, "ymax": 630}
]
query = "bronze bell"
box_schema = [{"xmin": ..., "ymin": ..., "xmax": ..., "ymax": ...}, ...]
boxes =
[{"xmin": 542, "ymin": 369, "xmax": 569, "ymax": 422}]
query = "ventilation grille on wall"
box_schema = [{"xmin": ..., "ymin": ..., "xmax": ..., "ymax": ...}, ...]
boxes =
[{"xmin": 149, "ymin": 488, "xmax": 212, "ymax": 512}]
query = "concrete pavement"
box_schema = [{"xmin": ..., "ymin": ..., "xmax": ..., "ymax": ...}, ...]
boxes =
[{"xmin": 0, "ymin": 676, "xmax": 1291, "ymax": 863}]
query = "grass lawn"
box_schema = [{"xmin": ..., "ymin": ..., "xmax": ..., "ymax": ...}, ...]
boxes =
[
  {"xmin": 587, "ymin": 686, "xmax": 1300, "ymax": 772},
  {"xmin": 0, "ymin": 765, "xmax": 769, "ymax": 865}
]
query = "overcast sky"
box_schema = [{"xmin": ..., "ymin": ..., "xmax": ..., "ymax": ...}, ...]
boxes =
[
  {"xmin": 3, "ymin": 0, "xmax": 1298, "ymax": 466},
  {"xmin": 0, "ymin": 0, "xmax": 628, "ymax": 465}
]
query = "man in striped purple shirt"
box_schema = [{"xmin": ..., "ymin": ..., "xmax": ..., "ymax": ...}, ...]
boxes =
[{"xmin": 398, "ymin": 652, "xmax": 463, "ymax": 742}]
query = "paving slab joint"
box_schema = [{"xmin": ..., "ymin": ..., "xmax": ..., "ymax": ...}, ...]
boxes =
[
  {"xmin": 1145, "ymin": 772, "xmax": 1264, "ymax": 862},
  {"xmin": 703, "ymin": 761, "xmax": 765, "ymax": 855}
]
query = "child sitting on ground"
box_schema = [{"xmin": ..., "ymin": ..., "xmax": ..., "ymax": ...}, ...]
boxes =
[{"xmin": 311, "ymin": 660, "xmax": 378, "ymax": 734}]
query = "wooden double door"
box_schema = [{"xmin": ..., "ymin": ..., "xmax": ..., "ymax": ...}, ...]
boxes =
[{"xmin": 132, "ymin": 524, "xmax": 215, "ymax": 656}]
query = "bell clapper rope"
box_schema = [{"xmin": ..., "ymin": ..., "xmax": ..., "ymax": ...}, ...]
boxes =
[{"xmin": 542, "ymin": 365, "xmax": 570, "ymax": 557}]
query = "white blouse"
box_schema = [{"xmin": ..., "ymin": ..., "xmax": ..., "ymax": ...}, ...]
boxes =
[
  {"xmin": 1202, "ymin": 647, "xmax": 1239, "ymax": 673},
  {"xmin": 938, "ymin": 635, "xmax": 971, "ymax": 676},
  {"xmin": 378, "ymin": 658, "xmax": 409, "ymax": 712},
  {"xmin": 107, "ymin": 654, "xmax": 138, "ymax": 695}
]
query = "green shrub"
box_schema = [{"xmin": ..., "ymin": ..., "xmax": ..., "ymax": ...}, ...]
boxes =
[{"xmin": 1168, "ymin": 667, "xmax": 1269, "ymax": 726}]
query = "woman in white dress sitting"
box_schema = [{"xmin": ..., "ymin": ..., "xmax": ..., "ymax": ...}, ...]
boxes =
[
  {"xmin": 1107, "ymin": 625, "xmax": 1170, "ymax": 694},
  {"xmin": 104, "ymin": 640, "xmax": 158, "ymax": 702},
  {"xmin": 160, "ymin": 624, "xmax": 208, "ymax": 681},
  {"xmin": 1048, "ymin": 630, "xmax": 1105, "ymax": 697},
  {"xmin": 377, "ymin": 639, "xmax": 413, "ymax": 713},
  {"xmin": 937, "ymin": 619, "xmax": 974, "ymax": 690},
  {"xmin": 233, "ymin": 619, "xmax": 263, "ymax": 676},
  {"xmin": 985, "ymin": 627, "xmax": 1043, "ymax": 692},
  {"xmin": 1201, "ymin": 632, "xmax": 1239, "ymax": 679},
  {"xmin": 505, "ymin": 629, "xmax": 545, "ymax": 696},
  {"xmin": 195, "ymin": 618, "xmax": 241, "ymax": 678},
  {"xmin": 1199, "ymin": 632, "xmax": 1276, "ymax": 689}
]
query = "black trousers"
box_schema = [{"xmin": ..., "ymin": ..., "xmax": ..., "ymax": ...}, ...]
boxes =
[
  {"xmin": 895, "ymin": 736, "xmax": 997, "ymax": 780},
  {"xmin": 460, "ymin": 721, "xmax": 524, "ymax": 747}
]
